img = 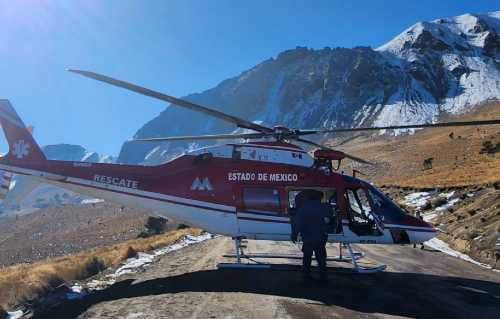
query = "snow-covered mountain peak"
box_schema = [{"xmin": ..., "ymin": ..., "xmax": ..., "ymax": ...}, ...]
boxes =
[{"xmin": 377, "ymin": 11, "xmax": 500, "ymax": 58}]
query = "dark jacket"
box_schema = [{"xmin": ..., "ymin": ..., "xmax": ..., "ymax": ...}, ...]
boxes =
[{"xmin": 292, "ymin": 200, "xmax": 332, "ymax": 243}]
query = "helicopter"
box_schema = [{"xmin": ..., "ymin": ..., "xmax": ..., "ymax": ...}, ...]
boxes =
[{"xmin": 0, "ymin": 70, "xmax": 499, "ymax": 272}]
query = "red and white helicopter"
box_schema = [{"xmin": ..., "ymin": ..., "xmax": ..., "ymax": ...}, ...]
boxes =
[{"xmin": 1, "ymin": 70, "xmax": 499, "ymax": 272}]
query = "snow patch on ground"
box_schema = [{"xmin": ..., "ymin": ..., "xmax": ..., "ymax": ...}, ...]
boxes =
[
  {"xmin": 425, "ymin": 238, "xmax": 495, "ymax": 271},
  {"xmin": 115, "ymin": 252, "xmax": 155, "ymax": 276},
  {"xmin": 403, "ymin": 192, "xmax": 494, "ymax": 271},
  {"xmin": 422, "ymin": 212, "xmax": 438, "ymax": 222},
  {"xmin": 6, "ymin": 310, "xmax": 24, "ymax": 319},
  {"xmin": 404, "ymin": 191, "xmax": 434, "ymax": 209},
  {"xmin": 403, "ymin": 191, "xmax": 461, "ymax": 221},
  {"xmin": 435, "ymin": 198, "xmax": 460, "ymax": 211},
  {"xmin": 439, "ymin": 191, "xmax": 455, "ymax": 199},
  {"xmin": 69, "ymin": 233, "xmax": 213, "ymax": 295},
  {"xmin": 80, "ymin": 198, "xmax": 104, "ymax": 205}
]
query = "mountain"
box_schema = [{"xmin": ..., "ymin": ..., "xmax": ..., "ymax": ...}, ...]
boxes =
[
  {"xmin": 0, "ymin": 144, "xmax": 115, "ymax": 213},
  {"xmin": 118, "ymin": 11, "xmax": 500, "ymax": 164},
  {"xmin": 42, "ymin": 144, "xmax": 116, "ymax": 163}
]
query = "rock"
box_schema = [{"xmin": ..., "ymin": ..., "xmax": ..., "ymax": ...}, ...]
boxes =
[{"xmin": 411, "ymin": 30, "xmax": 451, "ymax": 51}]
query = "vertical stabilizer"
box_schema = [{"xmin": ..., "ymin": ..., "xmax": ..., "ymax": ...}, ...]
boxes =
[{"xmin": 0, "ymin": 100, "xmax": 46, "ymax": 163}]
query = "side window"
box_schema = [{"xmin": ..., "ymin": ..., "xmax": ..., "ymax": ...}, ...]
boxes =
[{"xmin": 243, "ymin": 188, "xmax": 281, "ymax": 212}]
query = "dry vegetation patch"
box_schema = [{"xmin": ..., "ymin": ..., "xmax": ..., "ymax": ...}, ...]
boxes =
[{"xmin": 0, "ymin": 228, "xmax": 201, "ymax": 310}]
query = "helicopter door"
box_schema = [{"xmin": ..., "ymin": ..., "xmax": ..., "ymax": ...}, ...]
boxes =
[
  {"xmin": 287, "ymin": 188, "xmax": 343, "ymax": 234},
  {"xmin": 236, "ymin": 186, "xmax": 288, "ymax": 239},
  {"xmin": 345, "ymin": 188, "xmax": 384, "ymax": 236}
]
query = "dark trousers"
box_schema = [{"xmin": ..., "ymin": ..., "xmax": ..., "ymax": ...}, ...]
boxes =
[{"xmin": 302, "ymin": 240, "xmax": 327, "ymax": 272}]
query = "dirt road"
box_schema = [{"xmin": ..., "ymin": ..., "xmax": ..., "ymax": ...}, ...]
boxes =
[{"xmin": 36, "ymin": 237, "xmax": 500, "ymax": 319}]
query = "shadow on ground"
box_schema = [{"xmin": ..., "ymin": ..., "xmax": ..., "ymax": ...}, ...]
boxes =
[{"xmin": 34, "ymin": 267, "xmax": 500, "ymax": 319}]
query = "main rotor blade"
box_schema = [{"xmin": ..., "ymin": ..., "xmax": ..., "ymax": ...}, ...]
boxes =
[
  {"xmin": 294, "ymin": 137, "xmax": 375, "ymax": 166},
  {"xmin": 68, "ymin": 69, "xmax": 274, "ymax": 134},
  {"xmin": 303, "ymin": 119, "xmax": 500, "ymax": 134},
  {"xmin": 133, "ymin": 132, "xmax": 269, "ymax": 142}
]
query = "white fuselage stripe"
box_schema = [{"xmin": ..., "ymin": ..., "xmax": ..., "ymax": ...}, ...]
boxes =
[
  {"xmin": 0, "ymin": 164, "xmax": 236, "ymax": 213},
  {"xmin": 237, "ymin": 212, "xmax": 290, "ymax": 221},
  {"xmin": 384, "ymin": 224, "xmax": 435, "ymax": 231}
]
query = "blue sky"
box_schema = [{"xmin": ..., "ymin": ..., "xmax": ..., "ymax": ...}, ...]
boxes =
[{"xmin": 0, "ymin": 0, "xmax": 497, "ymax": 156}]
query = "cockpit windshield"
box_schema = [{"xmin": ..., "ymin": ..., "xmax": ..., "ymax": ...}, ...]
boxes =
[
  {"xmin": 341, "ymin": 175, "xmax": 407, "ymax": 223},
  {"xmin": 365, "ymin": 184, "xmax": 407, "ymax": 222}
]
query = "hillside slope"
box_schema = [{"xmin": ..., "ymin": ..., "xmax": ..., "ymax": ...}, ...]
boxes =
[{"xmin": 331, "ymin": 102, "xmax": 500, "ymax": 187}]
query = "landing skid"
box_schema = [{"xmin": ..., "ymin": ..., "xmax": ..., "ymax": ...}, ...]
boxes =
[
  {"xmin": 222, "ymin": 252, "xmax": 363, "ymax": 262},
  {"xmin": 217, "ymin": 239, "xmax": 386, "ymax": 273}
]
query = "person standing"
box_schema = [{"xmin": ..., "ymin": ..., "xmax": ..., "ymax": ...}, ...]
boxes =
[{"xmin": 291, "ymin": 191, "xmax": 332, "ymax": 276}]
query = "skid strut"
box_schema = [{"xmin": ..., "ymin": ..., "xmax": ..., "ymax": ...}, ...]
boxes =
[
  {"xmin": 218, "ymin": 237, "xmax": 271, "ymax": 269},
  {"xmin": 218, "ymin": 239, "xmax": 384, "ymax": 272},
  {"xmin": 345, "ymin": 243, "xmax": 386, "ymax": 273}
]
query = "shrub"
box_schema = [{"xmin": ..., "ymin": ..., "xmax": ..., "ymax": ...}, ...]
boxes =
[
  {"xmin": 123, "ymin": 246, "xmax": 137, "ymax": 259},
  {"xmin": 78, "ymin": 256, "xmax": 105, "ymax": 279},
  {"xmin": 480, "ymin": 140, "xmax": 500, "ymax": 155},
  {"xmin": 145, "ymin": 216, "xmax": 168, "ymax": 235}
]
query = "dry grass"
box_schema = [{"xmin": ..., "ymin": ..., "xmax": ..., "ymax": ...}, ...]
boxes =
[
  {"xmin": 330, "ymin": 101, "xmax": 500, "ymax": 188},
  {"xmin": 0, "ymin": 228, "xmax": 202, "ymax": 309}
]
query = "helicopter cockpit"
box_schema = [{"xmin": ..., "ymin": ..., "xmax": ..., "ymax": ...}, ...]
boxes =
[
  {"xmin": 344, "ymin": 186, "xmax": 383, "ymax": 236},
  {"xmin": 342, "ymin": 175, "xmax": 410, "ymax": 236}
]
